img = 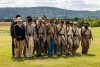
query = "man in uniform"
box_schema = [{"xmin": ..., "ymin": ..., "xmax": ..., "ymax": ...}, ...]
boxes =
[
  {"xmin": 72, "ymin": 22, "xmax": 80, "ymax": 55},
  {"xmin": 10, "ymin": 15, "xmax": 21, "ymax": 57},
  {"xmin": 70, "ymin": 21, "xmax": 74, "ymax": 27},
  {"xmin": 25, "ymin": 16, "xmax": 37, "ymax": 57},
  {"xmin": 56, "ymin": 20, "xmax": 68, "ymax": 56},
  {"xmin": 65, "ymin": 20, "xmax": 73, "ymax": 55},
  {"xmin": 46, "ymin": 19, "xmax": 57, "ymax": 57},
  {"xmin": 12, "ymin": 17, "xmax": 25, "ymax": 58},
  {"xmin": 35, "ymin": 17, "xmax": 46, "ymax": 56},
  {"xmin": 43, "ymin": 18, "xmax": 49, "ymax": 54},
  {"xmin": 80, "ymin": 22, "xmax": 93, "ymax": 54}
]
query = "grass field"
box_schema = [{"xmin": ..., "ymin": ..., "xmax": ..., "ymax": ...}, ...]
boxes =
[{"xmin": 0, "ymin": 26, "xmax": 100, "ymax": 67}]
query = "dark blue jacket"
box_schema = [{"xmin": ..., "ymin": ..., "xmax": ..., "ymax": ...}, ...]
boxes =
[{"xmin": 12, "ymin": 24, "xmax": 25, "ymax": 41}]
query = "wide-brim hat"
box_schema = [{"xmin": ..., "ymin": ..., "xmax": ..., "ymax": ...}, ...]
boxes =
[
  {"xmin": 84, "ymin": 22, "xmax": 89, "ymax": 24},
  {"xmin": 60, "ymin": 20, "xmax": 64, "ymax": 24},
  {"xmin": 15, "ymin": 17, "xmax": 23, "ymax": 22},
  {"xmin": 70, "ymin": 21, "xmax": 74, "ymax": 24},
  {"xmin": 74, "ymin": 22, "xmax": 77, "ymax": 24},
  {"xmin": 66, "ymin": 20, "xmax": 70, "ymax": 24}
]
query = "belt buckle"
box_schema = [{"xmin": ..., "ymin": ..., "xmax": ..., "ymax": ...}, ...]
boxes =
[{"xmin": 19, "ymin": 36, "xmax": 21, "ymax": 37}]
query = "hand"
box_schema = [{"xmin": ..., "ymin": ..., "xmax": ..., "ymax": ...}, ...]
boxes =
[
  {"xmin": 26, "ymin": 38, "xmax": 29, "ymax": 41},
  {"xmin": 14, "ymin": 38, "xmax": 16, "ymax": 41},
  {"xmin": 44, "ymin": 40, "xmax": 45, "ymax": 42},
  {"xmin": 44, "ymin": 38, "xmax": 47, "ymax": 42},
  {"xmin": 36, "ymin": 38, "xmax": 39, "ymax": 41}
]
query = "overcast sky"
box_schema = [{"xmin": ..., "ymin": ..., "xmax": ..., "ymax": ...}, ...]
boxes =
[{"xmin": 0, "ymin": 0, "xmax": 100, "ymax": 11}]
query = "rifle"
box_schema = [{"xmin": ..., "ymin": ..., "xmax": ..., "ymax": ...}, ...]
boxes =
[
  {"xmin": 8, "ymin": 7, "xmax": 14, "ymax": 36},
  {"xmin": 25, "ymin": 18, "xmax": 29, "ymax": 48}
]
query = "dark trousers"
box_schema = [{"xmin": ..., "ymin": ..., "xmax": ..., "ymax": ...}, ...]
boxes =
[
  {"xmin": 35, "ymin": 37, "xmax": 44, "ymax": 56},
  {"xmin": 53, "ymin": 42, "xmax": 57, "ymax": 53},
  {"xmin": 44, "ymin": 41, "xmax": 48, "ymax": 54},
  {"xmin": 48, "ymin": 37, "xmax": 55, "ymax": 57},
  {"xmin": 35, "ymin": 41, "xmax": 41, "ymax": 56},
  {"xmin": 12, "ymin": 37, "xmax": 14, "ymax": 56}
]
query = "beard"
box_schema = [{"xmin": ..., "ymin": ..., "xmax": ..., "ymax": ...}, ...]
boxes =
[{"xmin": 85, "ymin": 26, "xmax": 88, "ymax": 29}]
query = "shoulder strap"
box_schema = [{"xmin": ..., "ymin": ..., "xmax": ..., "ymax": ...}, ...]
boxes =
[
  {"xmin": 72, "ymin": 28, "xmax": 77, "ymax": 35},
  {"xmin": 57, "ymin": 27, "xmax": 63, "ymax": 35},
  {"xmin": 37, "ymin": 24, "xmax": 42, "ymax": 31},
  {"xmin": 66, "ymin": 27, "xmax": 70, "ymax": 33},
  {"xmin": 82, "ymin": 28, "xmax": 88, "ymax": 35},
  {"xmin": 67, "ymin": 29, "xmax": 70, "ymax": 33},
  {"xmin": 47, "ymin": 26, "xmax": 51, "ymax": 32}
]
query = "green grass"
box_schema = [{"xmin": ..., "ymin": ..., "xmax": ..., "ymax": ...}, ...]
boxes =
[{"xmin": 0, "ymin": 27, "xmax": 100, "ymax": 67}]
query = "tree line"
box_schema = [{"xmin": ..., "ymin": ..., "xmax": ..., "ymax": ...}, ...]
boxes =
[{"xmin": 0, "ymin": 17, "xmax": 100, "ymax": 27}]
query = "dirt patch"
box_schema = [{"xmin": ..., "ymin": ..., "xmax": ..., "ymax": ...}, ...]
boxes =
[{"xmin": 0, "ymin": 22, "xmax": 11, "ymax": 26}]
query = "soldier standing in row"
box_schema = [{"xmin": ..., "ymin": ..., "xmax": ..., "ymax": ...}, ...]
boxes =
[
  {"xmin": 12, "ymin": 17, "xmax": 25, "ymax": 58},
  {"xmin": 43, "ymin": 18, "xmax": 49, "ymax": 54},
  {"xmin": 25, "ymin": 16, "xmax": 36, "ymax": 57},
  {"xmin": 72, "ymin": 22, "xmax": 80, "ymax": 55},
  {"xmin": 70, "ymin": 21, "xmax": 74, "ymax": 27},
  {"xmin": 80, "ymin": 22, "xmax": 93, "ymax": 54},
  {"xmin": 56, "ymin": 20, "xmax": 68, "ymax": 56},
  {"xmin": 65, "ymin": 20, "xmax": 73, "ymax": 55},
  {"xmin": 10, "ymin": 15, "xmax": 21, "ymax": 57},
  {"xmin": 46, "ymin": 19, "xmax": 57, "ymax": 57},
  {"xmin": 35, "ymin": 17, "xmax": 46, "ymax": 56}
]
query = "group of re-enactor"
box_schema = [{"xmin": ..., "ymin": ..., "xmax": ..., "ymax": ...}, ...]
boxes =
[{"xmin": 10, "ymin": 15, "xmax": 93, "ymax": 58}]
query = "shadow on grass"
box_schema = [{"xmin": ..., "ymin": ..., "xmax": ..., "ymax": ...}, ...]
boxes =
[
  {"xmin": 60, "ymin": 53, "xmax": 83, "ymax": 59},
  {"xmin": 12, "ymin": 57, "xmax": 24, "ymax": 62},
  {"xmin": 12, "ymin": 53, "xmax": 87, "ymax": 62},
  {"xmin": 84, "ymin": 54, "xmax": 95, "ymax": 56}
]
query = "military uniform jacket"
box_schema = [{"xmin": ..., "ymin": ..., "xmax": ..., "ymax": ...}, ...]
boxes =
[
  {"xmin": 36, "ymin": 23, "xmax": 46, "ymax": 39},
  {"xmin": 12, "ymin": 24, "xmax": 25, "ymax": 41},
  {"xmin": 46, "ymin": 23, "xmax": 57, "ymax": 41},
  {"xmin": 72, "ymin": 27, "xmax": 80, "ymax": 38},
  {"xmin": 24, "ymin": 24, "xmax": 37, "ymax": 39},
  {"xmin": 56, "ymin": 24, "xmax": 67, "ymax": 38},
  {"xmin": 80, "ymin": 26, "xmax": 93, "ymax": 39},
  {"xmin": 66, "ymin": 26, "xmax": 73, "ymax": 37}
]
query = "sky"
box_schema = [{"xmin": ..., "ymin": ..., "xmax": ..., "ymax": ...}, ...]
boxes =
[{"xmin": 0, "ymin": 0, "xmax": 100, "ymax": 11}]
